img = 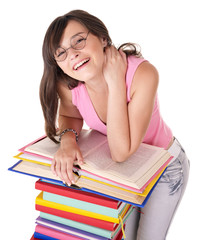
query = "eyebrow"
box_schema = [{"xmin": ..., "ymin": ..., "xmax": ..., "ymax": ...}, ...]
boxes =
[
  {"xmin": 57, "ymin": 31, "xmax": 87, "ymax": 49},
  {"xmin": 70, "ymin": 31, "xmax": 87, "ymax": 39}
]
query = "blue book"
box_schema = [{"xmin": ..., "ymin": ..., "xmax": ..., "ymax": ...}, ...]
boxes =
[
  {"xmin": 34, "ymin": 232, "xmax": 58, "ymax": 240},
  {"xmin": 8, "ymin": 160, "xmax": 166, "ymax": 207}
]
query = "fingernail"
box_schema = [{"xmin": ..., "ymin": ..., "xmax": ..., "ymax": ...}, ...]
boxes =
[{"xmin": 67, "ymin": 182, "xmax": 71, "ymax": 186}]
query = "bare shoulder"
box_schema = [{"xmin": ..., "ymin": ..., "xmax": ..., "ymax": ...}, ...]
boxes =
[
  {"xmin": 130, "ymin": 61, "xmax": 159, "ymax": 97},
  {"xmin": 57, "ymin": 81, "xmax": 82, "ymax": 118},
  {"xmin": 57, "ymin": 81, "xmax": 72, "ymax": 103}
]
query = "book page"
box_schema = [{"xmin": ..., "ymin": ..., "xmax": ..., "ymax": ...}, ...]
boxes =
[
  {"xmin": 84, "ymin": 142, "xmax": 168, "ymax": 181},
  {"xmin": 23, "ymin": 129, "xmax": 170, "ymax": 188},
  {"xmin": 108, "ymin": 144, "xmax": 164, "ymax": 179},
  {"xmin": 25, "ymin": 129, "xmax": 107, "ymax": 159},
  {"xmin": 25, "ymin": 136, "xmax": 60, "ymax": 158},
  {"xmin": 84, "ymin": 141, "xmax": 114, "ymax": 170},
  {"xmin": 77, "ymin": 130, "xmax": 107, "ymax": 157}
]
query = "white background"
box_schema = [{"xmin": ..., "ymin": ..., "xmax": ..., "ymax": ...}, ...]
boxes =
[{"xmin": 0, "ymin": 0, "xmax": 196, "ymax": 239}]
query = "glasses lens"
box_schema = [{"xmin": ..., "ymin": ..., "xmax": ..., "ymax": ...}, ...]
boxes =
[
  {"xmin": 54, "ymin": 33, "xmax": 88, "ymax": 62},
  {"xmin": 71, "ymin": 35, "xmax": 86, "ymax": 50},
  {"xmin": 55, "ymin": 47, "xmax": 67, "ymax": 62}
]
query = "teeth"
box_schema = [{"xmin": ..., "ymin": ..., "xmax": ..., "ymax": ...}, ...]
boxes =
[{"xmin": 74, "ymin": 59, "xmax": 89, "ymax": 70}]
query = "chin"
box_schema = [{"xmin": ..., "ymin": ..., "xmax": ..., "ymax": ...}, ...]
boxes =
[{"xmin": 74, "ymin": 73, "xmax": 95, "ymax": 83}]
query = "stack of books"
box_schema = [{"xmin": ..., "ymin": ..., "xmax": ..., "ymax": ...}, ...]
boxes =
[
  {"xmin": 30, "ymin": 179, "xmax": 132, "ymax": 239},
  {"xmin": 9, "ymin": 129, "xmax": 173, "ymax": 239}
]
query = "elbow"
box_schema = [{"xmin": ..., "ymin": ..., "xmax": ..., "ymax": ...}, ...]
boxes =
[
  {"xmin": 111, "ymin": 146, "xmax": 139, "ymax": 163},
  {"xmin": 109, "ymin": 139, "xmax": 141, "ymax": 163},
  {"xmin": 112, "ymin": 155, "xmax": 128, "ymax": 163}
]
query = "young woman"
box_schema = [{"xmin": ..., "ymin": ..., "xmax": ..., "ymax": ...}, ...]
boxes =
[{"xmin": 40, "ymin": 9, "xmax": 190, "ymax": 240}]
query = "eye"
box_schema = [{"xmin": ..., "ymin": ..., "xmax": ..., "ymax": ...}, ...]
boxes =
[
  {"xmin": 55, "ymin": 47, "xmax": 66, "ymax": 58},
  {"xmin": 76, "ymin": 38, "xmax": 84, "ymax": 44},
  {"xmin": 71, "ymin": 34, "xmax": 86, "ymax": 48},
  {"xmin": 57, "ymin": 50, "xmax": 66, "ymax": 58},
  {"xmin": 73, "ymin": 37, "xmax": 85, "ymax": 47}
]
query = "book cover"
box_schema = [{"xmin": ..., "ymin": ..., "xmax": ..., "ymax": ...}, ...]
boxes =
[
  {"xmin": 34, "ymin": 232, "xmax": 59, "ymax": 240},
  {"xmin": 8, "ymin": 160, "xmax": 166, "ymax": 207},
  {"xmin": 36, "ymin": 216, "xmax": 114, "ymax": 240},
  {"xmin": 16, "ymin": 151, "xmax": 160, "ymax": 196},
  {"xmin": 42, "ymin": 191, "xmax": 123, "ymax": 218},
  {"xmin": 35, "ymin": 180, "xmax": 120, "ymax": 209},
  {"xmin": 30, "ymin": 233, "xmax": 42, "ymax": 240},
  {"xmin": 36, "ymin": 192, "xmax": 127, "ymax": 224},
  {"xmin": 36, "ymin": 204, "xmax": 117, "ymax": 231},
  {"xmin": 38, "ymin": 203, "xmax": 132, "ymax": 239},
  {"xmin": 14, "ymin": 152, "xmax": 51, "ymax": 166},
  {"xmin": 18, "ymin": 129, "xmax": 172, "ymax": 190},
  {"xmin": 35, "ymin": 225, "xmax": 81, "ymax": 240},
  {"xmin": 24, "ymin": 154, "xmax": 167, "ymax": 197}
]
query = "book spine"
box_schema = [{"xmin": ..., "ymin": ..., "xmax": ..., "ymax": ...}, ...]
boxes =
[
  {"xmin": 36, "ymin": 216, "xmax": 111, "ymax": 240},
  {"xmin": 35, "ymin": 180, "xmax": 119, "ymax": 209},
  {"xmin": 34, "ymin": 232, "xmax": 59, "ymax": 240},
  {"xmin": 39, "ymin": 212, "xmax": 112, "ymax": 239},
  {"xmin": 35, "ymin": 225, "xmax": 80, "ymax": 240},
  {"xmin": 35, "ymin": 205, "xmax": 115, "ymax": 231},
  {"xmin": 36, "ymin": 192, "xmax": 120, "ymax": 224},
  {"xmin": 43, "ymin": 191, "xmax": 119, "ymax": 218}
]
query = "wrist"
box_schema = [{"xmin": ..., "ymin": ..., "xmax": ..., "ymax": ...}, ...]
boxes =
[
  {"xmin": 107, "ymin": 78, "xmax": 126, "ymax": 91},
  {"xmin": 59, "ymin": 128, "xmax": 79, "ymax": 143}
]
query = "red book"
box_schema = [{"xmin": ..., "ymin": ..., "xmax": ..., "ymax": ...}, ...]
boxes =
[
  {"xmin": 35, "ymin": 180, "xmax": 120, "ymax": 209},
  {"xmin": 35, "ymin": 204, "xmax": 117, "ymax": 231}
]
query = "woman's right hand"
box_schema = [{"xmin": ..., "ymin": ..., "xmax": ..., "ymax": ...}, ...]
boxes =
[{"xmin": 51, "ymin": 136, "xmax": 84, "ymax": 186}]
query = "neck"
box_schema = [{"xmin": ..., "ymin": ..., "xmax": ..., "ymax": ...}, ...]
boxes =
[{"xmin": 85, "ymin": 75, "xmax": 108, "ymax": 93}]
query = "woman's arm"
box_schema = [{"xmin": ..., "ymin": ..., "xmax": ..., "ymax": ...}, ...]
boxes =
[
  {"xmin": 104, "ymin": 47, "xmax": 159, "ymax": 162},
  {"xmin": 51, "ymin": 82, "xmax": 84, "ymax": 185}
]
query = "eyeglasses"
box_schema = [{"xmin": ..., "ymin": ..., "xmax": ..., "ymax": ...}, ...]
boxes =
[{"xmin": 54, "ymin": 31, "xmax": 90, "ymax": 62}]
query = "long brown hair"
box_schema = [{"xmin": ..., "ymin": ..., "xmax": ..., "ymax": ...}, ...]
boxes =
[{"xmin": 40, "ymin": 9, "xmax": 142, "ymax": 143}]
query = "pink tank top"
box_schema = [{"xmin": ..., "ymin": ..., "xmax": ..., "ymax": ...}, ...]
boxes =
[{"xmin": 71, "ymin": 55, "xmax": 173, "ymax": 149}]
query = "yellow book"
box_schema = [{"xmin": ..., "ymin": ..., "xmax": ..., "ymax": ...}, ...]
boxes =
[
  {"xmin": 17, "ymin": 129, "xmax": 172, "ymax": 192},
  {"xmin": 80, "ymin": 166, "xmax": 166, "ymax": 198},
  {"xmin": 36, "ymin": 192, "xmax": 129, "ymax": 224},
  {"xmin": 14, "ymin": 152, "xmax": 166, "ymax": 197},
  {"xmin": 14, "ymin": 152, "xmax": 51, "ymax": 167},
  {"xmin": 11, "ymin": 159, "xmax": 166, "ymax": 206}
]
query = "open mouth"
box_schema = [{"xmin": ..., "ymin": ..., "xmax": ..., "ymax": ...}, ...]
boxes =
[{"xmin": 73, "ymin": 58, "xmax": 90, "ymax": 71}]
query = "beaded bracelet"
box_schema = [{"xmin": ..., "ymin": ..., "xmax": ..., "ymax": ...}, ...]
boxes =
[{"xmin": 59, "ymin": 128, "xmax": 79, "ymax": 142}]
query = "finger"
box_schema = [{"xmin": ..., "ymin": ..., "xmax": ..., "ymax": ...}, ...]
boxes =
[
  {"xmin": 105, "ymin": 45, "xmax": 114, "ymax": 57},
  {"xmin": 60, "ymin": 163, "xmax": 70, "ymax": 185},
  {"xmin": 51, "ymin": 158, "xmax": 57, "ymax": 176},
  {"xmin": 77, "ymin": 150, "xmax": 84, "ymax": 165},
  {"xmin": 119, "ymin": 48, "xmax": 127, "ymax": 63},
  {"xmin": 55, "ymin": 161, "xmax": 64, "ymax": 181},
  {"xmin": 66, "ymin": 161, "xmax": 75, "ymax": 185}
]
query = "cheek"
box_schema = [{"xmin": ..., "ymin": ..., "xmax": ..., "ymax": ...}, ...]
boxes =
[{"xmin": 58, "ymin": 62, "xmax": 71, "ymax": 75}]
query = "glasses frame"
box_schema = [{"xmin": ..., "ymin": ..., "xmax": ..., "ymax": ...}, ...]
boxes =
[{"xmin": 54, "ymin": 31, "xmax": 90, "ymax": 62}]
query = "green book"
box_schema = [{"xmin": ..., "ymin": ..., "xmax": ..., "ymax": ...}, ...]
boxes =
[{"xmin": 43, "ymin": 191, "xmax": 125, "ymax": 218}]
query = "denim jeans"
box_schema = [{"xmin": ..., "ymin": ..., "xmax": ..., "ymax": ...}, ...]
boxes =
[{"xmin": 125, "ymin": 138, "xmax": 190, "ymax": 240}]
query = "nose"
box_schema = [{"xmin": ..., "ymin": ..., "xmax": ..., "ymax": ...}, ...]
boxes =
[{"xmin": 69, "ymin": 48, "xmax": 80, "ymax": 61}]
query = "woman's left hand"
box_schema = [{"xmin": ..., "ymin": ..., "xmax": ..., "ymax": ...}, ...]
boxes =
[{"xmin": 103, "ymin": 46, "xmax": 127, "ymax": 88}]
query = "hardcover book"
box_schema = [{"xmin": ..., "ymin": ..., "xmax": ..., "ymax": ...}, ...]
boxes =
[{"xmin": 17, "ymin": 129, "xmax": 172, "ymax": 191}]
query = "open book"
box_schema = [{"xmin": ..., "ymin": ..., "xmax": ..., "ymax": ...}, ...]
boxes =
[{"xmin": 18, "ymin": 129, "xmax": 172, "ymax": 192}]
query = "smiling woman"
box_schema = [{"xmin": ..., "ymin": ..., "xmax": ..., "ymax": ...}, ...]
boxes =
[
  {"xmin": 55, "ymin": 20, "xmax": 108, "ymax": 83},
  {"xmin": 39, "ymin": 9, "xmax": 190, "ymax": 240}
]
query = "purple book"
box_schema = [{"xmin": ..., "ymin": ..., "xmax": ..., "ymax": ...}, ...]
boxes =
[{"xmin": 35, "ymin": 217, "xmax": 119, "ymax": 240}]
